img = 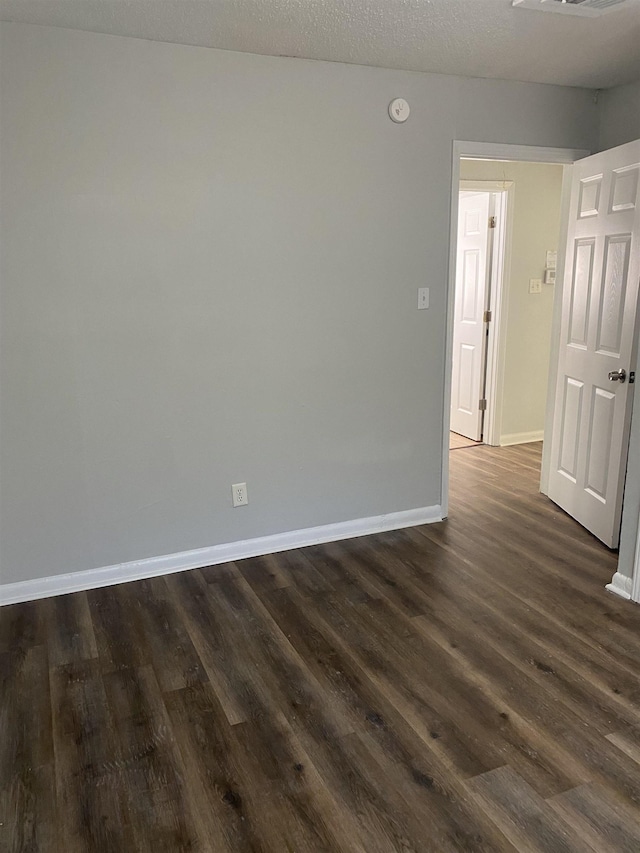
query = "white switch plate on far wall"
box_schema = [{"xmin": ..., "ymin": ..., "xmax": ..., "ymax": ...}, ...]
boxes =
[
  {"xmin": 529, "ymin": 279, "xmax": 543, "ymax": 294},
  {"xmin": 418, "ymin": 287, "xmax": 430, "ymax": 309}
]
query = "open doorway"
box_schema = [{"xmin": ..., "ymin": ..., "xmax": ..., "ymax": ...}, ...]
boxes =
[
  {"xmin": 450, "ymin": 160, "xmax": 565, "ymax": 457},
  {"xmin": 445, "ymin": 139, "xmax": 640, "ymax": 602}
]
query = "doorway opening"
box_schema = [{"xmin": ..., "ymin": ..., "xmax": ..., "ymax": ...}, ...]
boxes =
[
  {"xmin": 450, "ymin": 161, "xmax": 564, "ymax": 460},
  {"xmin": 444, "ymin": 139, "xmax": 640, "ymax": 602},
  {"xmin": 442, "ymin": 142, "xmax": 588, "ymax": 526}
]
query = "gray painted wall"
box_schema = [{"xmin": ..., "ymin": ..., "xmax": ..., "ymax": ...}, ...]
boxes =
[
  {"xmin": 0, "ymin": 23, "xmax": 598, "ymax": 585},
  {"xmin": 598, "ymin": 79, "xmax": 640, "ymax": 152}
]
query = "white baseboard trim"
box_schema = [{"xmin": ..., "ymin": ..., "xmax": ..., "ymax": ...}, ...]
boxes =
[
  {"xmin": 500, "ymin": 430, "xmax": 544, "ymax": 447},
  {"xmin": 605, "ymin": 571, "xmax": 633, "ymax": 601},
  {"xmin": 0, "ymin": 504, "xmax": 442, "ymax": 607}
]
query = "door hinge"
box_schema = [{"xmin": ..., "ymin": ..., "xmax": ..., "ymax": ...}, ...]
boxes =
[
  {"xmin": 489, "ymin": 216, "xmax": 496, "ymax": 229},
  {"xmin": 483, "ymin": 310, "xmax": 492, "ymax": 323},
  {"xmin": 479, "ymin": 399, "xmax": 487, "ymax": 411}
]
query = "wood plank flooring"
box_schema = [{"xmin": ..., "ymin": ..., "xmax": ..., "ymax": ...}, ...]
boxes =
[
  {"xmin": 449, "ymin": 432, "xmax": 482, "ymax": 450},
  {"xmin": 3, "ymin": 442, "xmax": 640, "ymax": 851}
]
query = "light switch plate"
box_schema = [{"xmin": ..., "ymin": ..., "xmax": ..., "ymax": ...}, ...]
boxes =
[
  {"xmin": 529, "ymin": 279, "xmax": 542, "ymax": 294},
  {"xmin": 418, "ymin": 287, "xmax": 430, "ymax": 309}
]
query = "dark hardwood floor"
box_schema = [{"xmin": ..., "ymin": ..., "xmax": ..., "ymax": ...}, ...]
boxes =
[{"xmin": 3, "ymin": 442, "xmax": 640, "ymax": 852}]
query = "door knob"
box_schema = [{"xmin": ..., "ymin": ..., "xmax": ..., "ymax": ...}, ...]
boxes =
[{"xmin": 608, "ymin": 368, "xmax": 627, "ymax": 383}]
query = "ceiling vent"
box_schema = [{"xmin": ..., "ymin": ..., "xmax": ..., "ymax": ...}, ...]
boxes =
[{"xmin": 512, "ymin": 0, "xmax": 637, "ymax": 16}]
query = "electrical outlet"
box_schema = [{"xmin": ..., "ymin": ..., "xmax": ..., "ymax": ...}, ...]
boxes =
[
  {"xmin": 529, "ymin": 278, "xmax": 543, "ymax": 294},
  {"xmin": 232, "ymin": 482, "xmax": 248, "ymax": 507}
]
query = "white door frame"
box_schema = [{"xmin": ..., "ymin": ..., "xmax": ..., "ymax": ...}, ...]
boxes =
[
  {"xmin": 610, "ymin": 279, "xmax": 640, "ymax": 601},
  {"xmin": 458, "ymin": 180, "xmax": 514, "ymax": 447},
  {"xmin": 632, "ymin": 524, "xmax": 640, "ymax": 602}
]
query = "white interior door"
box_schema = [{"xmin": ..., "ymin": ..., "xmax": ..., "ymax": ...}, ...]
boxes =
[
  {"xmin": 548, "ymin": 139, "xmax": 640, "ymax": 548},
  {"xmin": 450, "ymin": 192, "xmax": 491, "ymax": 440}
]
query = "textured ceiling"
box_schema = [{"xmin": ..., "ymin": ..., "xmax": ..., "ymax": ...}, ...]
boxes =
[{"xmin": 1, "ymin": 0, "xmax": 639, "ymax": 89}]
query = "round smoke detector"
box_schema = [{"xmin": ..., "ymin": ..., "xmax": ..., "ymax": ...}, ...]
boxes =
[{"xmin": 389, "ymin": 98, "xmax": 410, "ymax": 123}]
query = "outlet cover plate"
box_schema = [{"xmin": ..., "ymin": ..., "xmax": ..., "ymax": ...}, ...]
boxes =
[{"xmin": 232, "ymin": 483, "xmax": 248, "ymax": 507}]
